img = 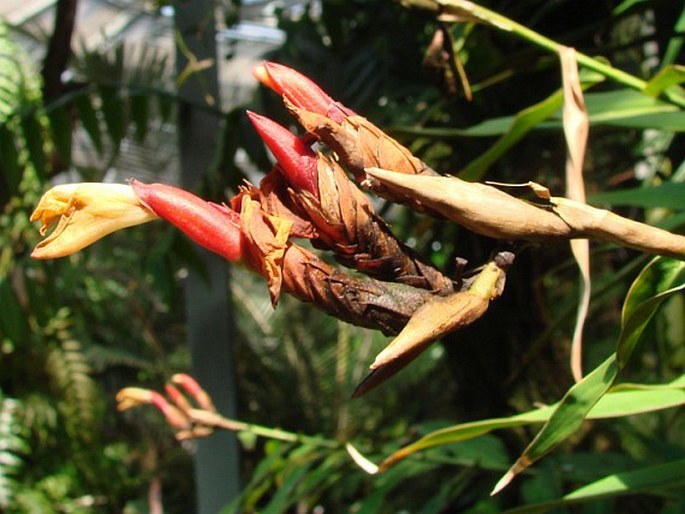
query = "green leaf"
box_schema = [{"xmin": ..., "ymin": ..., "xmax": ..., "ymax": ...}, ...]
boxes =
[
  {"xmin": 596, "ymin": 111, "xmax": 685, "ymax": 131},
  {"xmin": 643, "ymin": 65, "xmax": 685, "ymax": 103},
  {"xmin": 393, "ymin": 88, "xmax": 684, "ymax": 139},
  {"xmin": 458, "ymin": 89, "xmax": 565, "ymax": 181},
  {"xmin": 617, "ymin": 257, "xmax": 685, "ymax": 368},
  {"xmin": 549, "ymin": 89, "xmax": 683, "ymax": 131},
  {"xmin": 590, "ymin": 182, "xmax": 685, "ymax": 210},
  {"xmin": 492, "ymin": 256, "xmax": 685, "ymax": 494},
  {"xmin": 565, "ymin": 459, "xmax": 685, "ymax": 500},
  {"xmin": 662, "ymin": 5, "xmax": 685, "ymax": 67},
  {"xmin": 493, "ymin": 356, "xmax": 619, "ymax": 495},
  {"xmin": 378, "ymin": 377, "xmax": 685, "ymax": 471},
  {"xmin": 505, "ymin": 459, "xmax": 685, "ymax": 513}
]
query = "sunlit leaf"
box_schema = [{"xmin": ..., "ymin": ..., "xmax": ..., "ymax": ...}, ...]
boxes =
[
  {"xmin": 377, "ymin": 377, "xmax": 685, "ymax": 471},
  {"xmin": 643, "ymin": 64, "xmax": 685, "ymax": 101},
  {"xmin": 457, "ymin": 89, "xmax": 564, "ymax": 181},
  {"xmin": 505, "ymin": 459, "xmax": 685, "ymax": 513},
  {"xmin": 617, "ymin": 256, "xmax": 685, "ymax": 367},
  {"xmin": 590, "ymin": 182, "xmax": 685, "ymax": 210},
  {"xmin": 492, "ymin": 256, "xmax": 685, "ymax": 494}
]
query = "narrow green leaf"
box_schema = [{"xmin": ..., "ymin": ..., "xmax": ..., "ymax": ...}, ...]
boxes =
[
  {"xmin": 662, "ymin": 5, "xmax": 685, "ymax": 67},
  {"xmin": 378, "ymin": 377, "xmax": 685, "ymax": 471},
  {"xmin": 46, "ymin": 104, "xmax": 72, "ymax": 169},
  {"xmin": 643, "ymin": 65, "xmax": 685, "ymax": 99},
  {"xmin": 505, "ymin": 459, "xmax": 685, "ymax": 513},
  {"xmin": 73, "ymin": 93, "xmax": 104, "ymax": 155},
  {"xmin": 493, "ymin": 256, "xmax": 685, "ymax": 494},
  {"xmin": 392, "ymin": 89, "xmax": 683, "ymax": 139},
  {"xmin": 590, "ymin": 183, "xmax": 685, "ymax": 210},
  {"xmin": 612, "ymin": 0, "xmax": 650, "ymax": 16},
  {"xmin": 565, "ymin": 458, "xmax": 685, "ymax": 500},
  {"xmin": 549, "ymin": 89, "xmax": 682, "ymax": 130},
  {"xmin": 458, "ymin": 89, "xmax": 564, "ymax": 181},
  {"xmin": 617, "ymin": 257, "xmax": 685, "ymax": 368},
  {"xmin": 261, "ymin": 459, "xmax": 312, "ymax": 514},
  {"xmin": 491, "ymin": 356, "xmax": 619, "ymax": 495},
  {"xmin": 598, "ymin": 111, "xmax": 685, "ymax": 131}
]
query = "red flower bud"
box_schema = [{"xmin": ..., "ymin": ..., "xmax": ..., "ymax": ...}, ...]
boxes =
[
  {"xmin": 253, "ymin": 61, "xmax": 354, "ymax": 123},
  {"xmin": 246, "ymin": 111, "xmax": 320, "ymax": 198},
  {"xmin": 172, "ymin": 373, "xmax": 216, "ymax": 412},
  {"xmin": 130, "ymin": 180, "xmax": 244, "ymax": 262}
]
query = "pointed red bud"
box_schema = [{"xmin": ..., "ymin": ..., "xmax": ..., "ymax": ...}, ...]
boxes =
[
  {"xmin": 253, "ymin": 61, "xmax": 354, "ymax": 123},
  {"xmin": 130, "ymin": 180, "xmax": 244, "ymax": 262},
  {"xmin": 246, "ymin": 111, "xmax": 319, "ymax": 198},
  {"xmin": 172, "ymin": 373, "xmax": 216, "ymax": 412}
]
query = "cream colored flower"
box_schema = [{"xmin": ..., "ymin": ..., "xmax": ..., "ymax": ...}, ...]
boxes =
[{"xmin": 30, "ymin": 183, "xmax": 157, "ymax": 259}]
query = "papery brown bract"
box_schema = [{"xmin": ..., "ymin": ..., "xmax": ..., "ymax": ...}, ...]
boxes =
[{"xmin": 248, "ymin": 112, "xmax": 457, "ymax": 292}]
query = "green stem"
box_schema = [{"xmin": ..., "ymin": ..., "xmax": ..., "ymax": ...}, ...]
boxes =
[
  {"xmin": 409, "ymin": 0, "xmax": 685, "ymax": 108},
  {"xmin": 192, "ymin": 409, "xmax": 340, "ymax": 449}
]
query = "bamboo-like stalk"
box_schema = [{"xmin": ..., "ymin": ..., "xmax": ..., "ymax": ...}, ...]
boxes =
[{"xmin": 402, "ymin": 0, "xmax": 685, "ymax": 107}]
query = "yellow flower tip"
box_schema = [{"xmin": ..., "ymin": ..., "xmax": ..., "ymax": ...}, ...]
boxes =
[
  {"xmin": 30, "ymin": 182, "xmax": 158, "ymax": 259},
  {"xmin": 116, "ymin": 387, "xmax": 155, "ymax": 411},
  {"xmin": 252, "ymin": 62, "xmax": 280, "ymax": 92}
]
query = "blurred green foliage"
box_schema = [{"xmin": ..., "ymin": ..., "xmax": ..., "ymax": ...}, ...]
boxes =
[{"xmin": 1, "ymin": 0, "xmax": 684, "ymax": 512}]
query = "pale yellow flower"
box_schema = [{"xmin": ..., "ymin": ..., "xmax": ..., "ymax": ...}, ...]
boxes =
[{"xmin": 30, "ymin": 183, "xmax": 158, "ymax": 259}]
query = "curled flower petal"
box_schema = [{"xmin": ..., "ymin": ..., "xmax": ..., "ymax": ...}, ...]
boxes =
[
  {"xmin": 30, "ymin": 183, "xmax": 157, "ymax": 259},
  {"xmin": 246, "ymin": 111, "xmax": 320, "ymax": 197},
  {"xmin": 116, "ymin": 387, "xmax": 190, "ymax": 430},
  {"xmin": 116, "ymin": 387, "xmax": 157, "ymax": 411},
  {"xmin": 130, "ymin": 180, "xmax": 244, "ymax": 262},
  {"xmin": 253, "ymin": 61, "xmax": 354, "ymax": 123}
]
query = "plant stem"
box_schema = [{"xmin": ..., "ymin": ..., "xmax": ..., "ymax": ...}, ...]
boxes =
[
  {"xmin": 406, "ymin": 0, "xmax": 685, "ymax": 108},
  {"xmin": 189, "ymin": 409, "xmax": 340, "ymax": 449}
]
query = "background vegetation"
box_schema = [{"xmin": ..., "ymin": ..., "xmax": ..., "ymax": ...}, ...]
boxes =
[{"xmin": 0, "ymin": 0, "xmax": 683, "ymax": 512}]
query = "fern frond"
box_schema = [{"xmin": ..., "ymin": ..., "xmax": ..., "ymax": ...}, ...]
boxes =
[
  {"xmin": 45, "ymin": 323, "xmax": 100, "ymax": 439},
  {"xmin": 0, "ymin": 395, "xmax": 28, "ymax": 509}
]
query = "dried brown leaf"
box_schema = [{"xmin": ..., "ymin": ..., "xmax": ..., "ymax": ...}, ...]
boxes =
[{"xmin": 561, "ymin": 46, "xmax": 591, "ymax": 382}]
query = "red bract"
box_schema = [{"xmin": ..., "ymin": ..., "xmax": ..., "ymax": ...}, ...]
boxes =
[
  {"xmin": 246, "ymin": 111, "xmax": 320, "ymax": 198},
  {"xmin": 129, "ymin": 180, "xmax": 244, "ymax": 262},
  {"xmin": 253, "ymin": 61, "xmax": 354, "ymax": 123}
]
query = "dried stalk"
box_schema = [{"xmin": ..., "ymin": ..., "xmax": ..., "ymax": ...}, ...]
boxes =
[{"xmin": 365, "ymin": 168, "xmax": 685, "ymax": 260}]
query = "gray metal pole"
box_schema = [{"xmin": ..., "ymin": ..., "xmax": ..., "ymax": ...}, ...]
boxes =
[{"xmin": 174, "ymin": 0, "xmax": 240, "ymax": 511}]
